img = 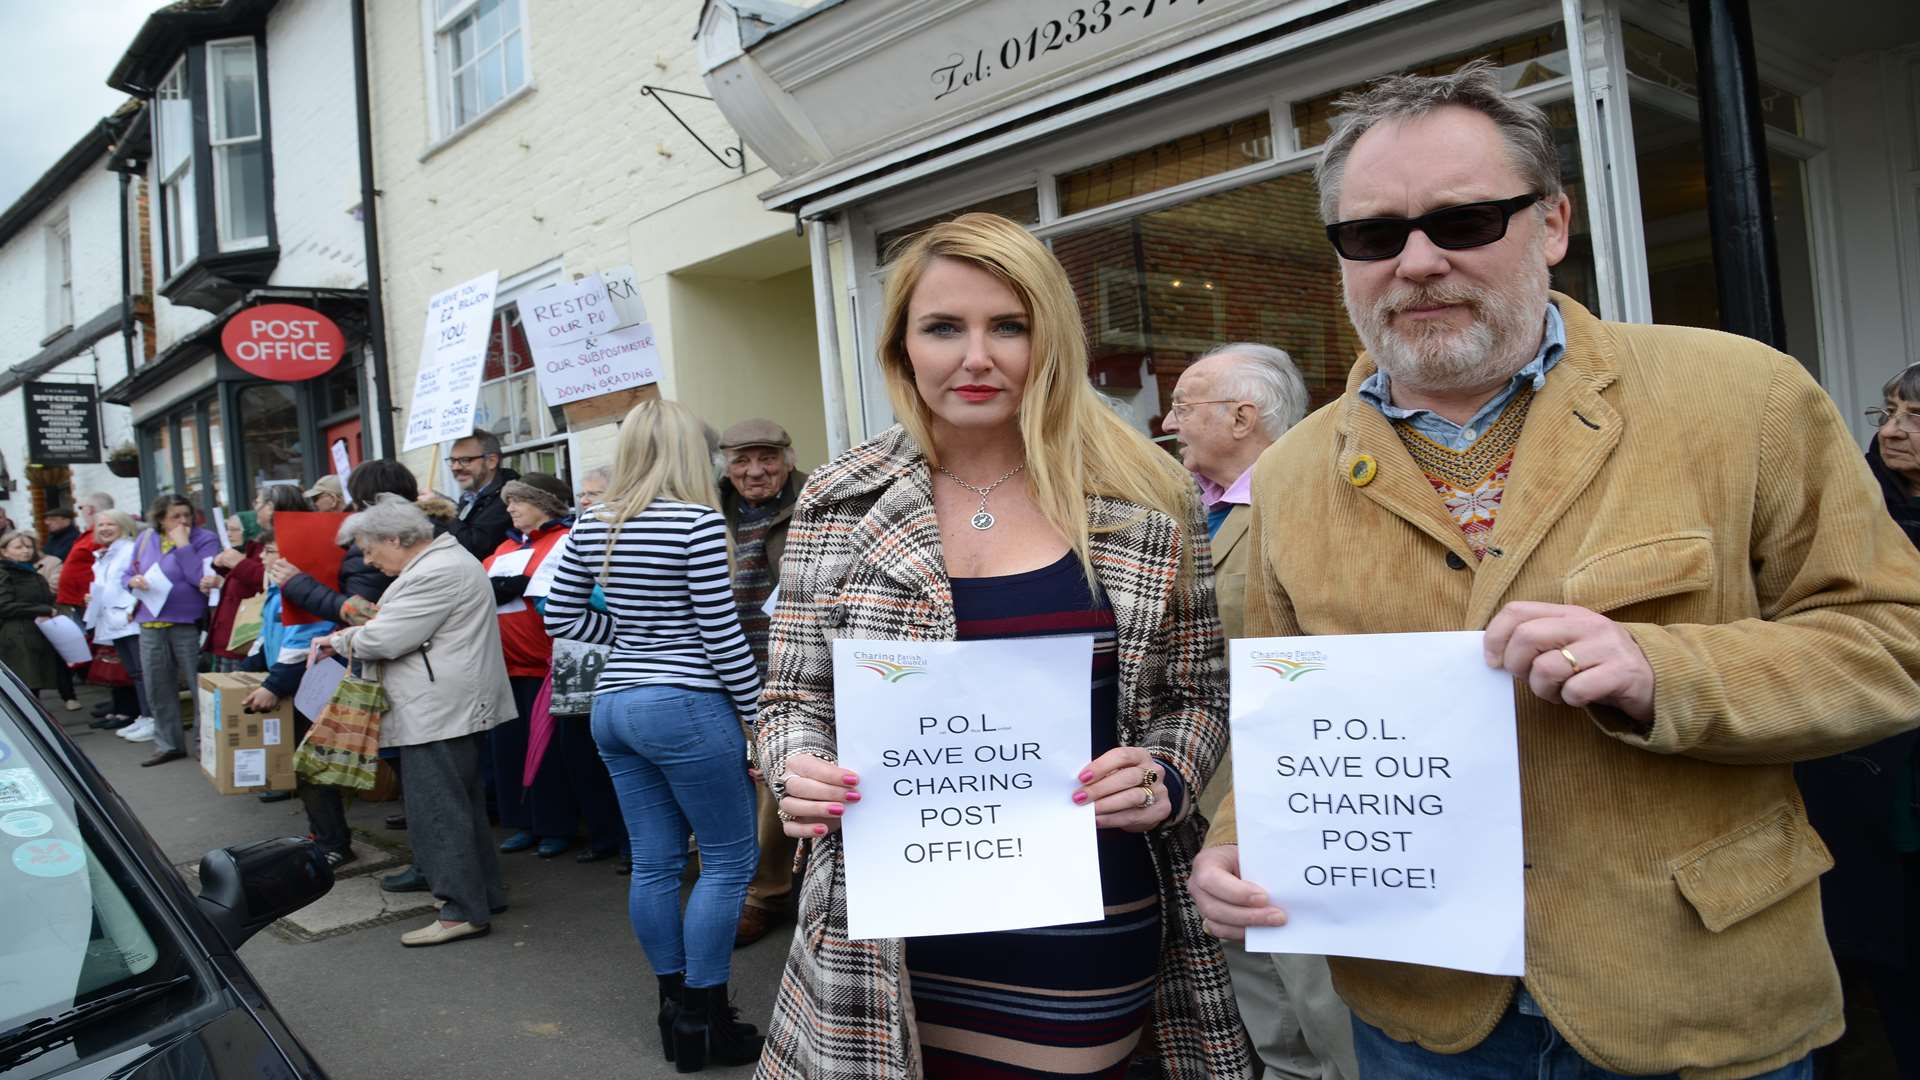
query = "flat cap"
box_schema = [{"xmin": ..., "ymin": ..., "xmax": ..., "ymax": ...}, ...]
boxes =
[{"xmin": 718, "ymin": 418, "xmax": 791, "ymax": 451}]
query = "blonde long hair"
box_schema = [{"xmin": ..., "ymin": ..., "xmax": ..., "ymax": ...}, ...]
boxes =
[
  {"xmin": 879, "ymin": 213, "xmax": 1198, "ymax": 582},
  {"xmin": 596, "ymin": 397, "xmax": 726, "ymax": 580}
]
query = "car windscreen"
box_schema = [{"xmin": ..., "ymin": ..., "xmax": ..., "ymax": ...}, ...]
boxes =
[{"xmin": 0, "ymin": 705, "xmax": 190, "ymax": 1042}]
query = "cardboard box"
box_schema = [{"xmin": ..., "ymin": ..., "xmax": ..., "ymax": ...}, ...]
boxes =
[{"xmin": 195, "ymin": 673, "xmax": 296, "ymax": 794}]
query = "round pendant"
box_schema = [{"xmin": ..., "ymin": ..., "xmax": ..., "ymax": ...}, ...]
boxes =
[{"xmin": 970, "ymin": 510, "xmax": 996, "ymax": 531}]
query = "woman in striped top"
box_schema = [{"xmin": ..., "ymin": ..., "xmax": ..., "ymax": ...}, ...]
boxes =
[{"xmin": 543, "ymin": 399, "xmax": 765, "ymax": 1072}]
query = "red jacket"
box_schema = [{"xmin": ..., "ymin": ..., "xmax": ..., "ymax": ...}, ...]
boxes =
[
  {"xmin": 206, "ymin": 543, "xmax": 266, "ymax": 659},
  {"xmin": 484, "ymin": 521, "xmax": 570, "ymax": 678},
  {"xmin": 54, "ymin": 528, "xmax": 98, "ymax": 608}
]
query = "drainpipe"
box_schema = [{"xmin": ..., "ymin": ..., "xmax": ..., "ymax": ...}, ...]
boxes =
[
  {"xmin": 351, "ymin": 0, "xmax": 397, "ymax": 457},
  {"xmin": 1686, "ymin": 0, "xmax": 1785, "ymax": 349},
  {"xmin": 118, "ymin": 170, "xmax": 135, "ymax": 382},
  {"xmin": 807, "ymin": 218, "xmax": 852, "ymax": 457}
]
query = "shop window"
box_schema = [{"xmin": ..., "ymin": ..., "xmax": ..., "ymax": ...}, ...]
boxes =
[
  {"xmin": 1050, "ymin": 100, "xmax": 1598, "ymax": 434},
  {"xmin": 236, "ymin": 384, "xmax": 304, "ymax": 494},
  {"xmin": 45, "ymin": 215, "xmax": 72, "ymax": 335},
  {"xmin": 146, "ymin": 424, "xmax": 175, "ymax": 503},
  {"xmin": 154, "ymin": 58, "xmax": 197, "ymax": 277},
  {"xmin": 434, "ymin": 0, "xmax": 529, "ymax": 135},
  {"xmin": 1055, "ymin": 115, "xmax": 1273, "ymax": 217},
  {"xmin": 203, "ymin": 395, "xmax": 228, "ymax": 512},
  {"xmin": 473, "ymin": 306, "xmax": 568, "ymax": 473},
  {"xmin": 875, "ymin": 189, "xmax": 1041, "ymax": 261},
  {"xmin": 1622, "ymin": 23, "xmax": 1802, "ymax": 137},
  {"xmin": 1290, "ymin": 26, "xmax": 1571, "ymax": 150},
  {"xmin": 208, "ymin": 38, "xmax": 269, "ymax": 250},
  {"xmin": 1629, "ymin": 99, "xmax": 1821, "ymax": 377}
]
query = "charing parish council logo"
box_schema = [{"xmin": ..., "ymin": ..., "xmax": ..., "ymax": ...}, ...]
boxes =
[
  {"xmin": 854, "ymin": 651, "xmax": 928, "ymax": 682},
  {"xmin": 1252, "ymin": 649, "xmax": 1328, "ymax": 681}
]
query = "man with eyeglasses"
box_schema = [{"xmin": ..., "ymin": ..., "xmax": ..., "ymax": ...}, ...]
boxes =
[
  {"xmin": 1165, "ymin": 345, "xmax": 1358, "ymax": 1080},
  {"xmin": 437, "ymin": 428, "xmax": 519, "ymax": 561},
  {"xmin": 1190, "ymin": 61, "xmax": 1920, "ymax": 1079}
]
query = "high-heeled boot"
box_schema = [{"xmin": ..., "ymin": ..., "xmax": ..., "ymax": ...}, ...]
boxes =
[
  {"xmin": 656, "ymin": 972, "xmax": 684, "ymax": 1063},
  {"xmin": 671, "ymin": 982, "xmax": 764, "ymax": 1073}
]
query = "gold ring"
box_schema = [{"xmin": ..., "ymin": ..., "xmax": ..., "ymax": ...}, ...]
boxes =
[
  {"xmin": 776, "ymin": 809, "xmax": 794, "ymax": 823},
  {"xmin": 1560, "ymin": 647, "xmax": 1582, "ymax": 674},
  {"xmin": 1140, "ymin": 788, "xmax": 1156, "ymax": 808},
  {"xmin": 1141, "ymin": 766, "xmax": 1159, "ymax": 788}
]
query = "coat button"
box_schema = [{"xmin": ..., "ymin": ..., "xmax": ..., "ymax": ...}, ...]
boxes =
[{"xmin": 1445, "ymin": 551, "xmax": 1468, "ymax": 570}]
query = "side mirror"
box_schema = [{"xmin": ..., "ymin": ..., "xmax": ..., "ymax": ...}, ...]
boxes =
[{"xmin": 195, "ymin": 837, "xmax": 334, "ymax": 947}]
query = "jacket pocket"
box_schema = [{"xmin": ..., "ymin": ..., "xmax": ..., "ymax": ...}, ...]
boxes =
[
  {"xmin": 1668, "ymin": 796, "xmax": 1833, "ymax": 933},
  {"xmin": 1563, "ymin": 530, "xmax": 1714, "ymax": 614}
]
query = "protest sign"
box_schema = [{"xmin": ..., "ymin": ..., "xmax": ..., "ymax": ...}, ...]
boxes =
[
  {"xmin": 599, "ymin": 264, "xmax": 646, "ymax": 329},
  {"xmin": 522, "ymin": 269, "xmax": 660, "ymax": 407},
  {"xmin": 37, "ymin": 616, "xmax": 91, "ymax": 665},
  {"xmin": 832, "ymin": 636, "xmax": 1102, "ymax": 940},
  {"xmin": 402, "ymin": 270, "xmax": 499, "ymax": 452},
  {"xmin": 273, "ymin": 512, "xmax": 351, "ymax": 625},
  {"xmin": 1230, "ymin": 631, "xmax": 1524, "ymax": 975}
]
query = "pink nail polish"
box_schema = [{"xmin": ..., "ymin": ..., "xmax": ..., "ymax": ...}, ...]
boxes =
[
  {"xmin": 1078, "ymin": 769, "xmax": 1095, "ymax": 783},
  {"xmin": 813, "ymin": 824, "xmax": 826, "ymax": 836},
  {"xmin": 1072, "ymin": 791, "xmax": 1090, "ymax": 805},
  {"xmin": 827, "ymin": 804, "xmax": 844, "ymax": 816},
  {"xmin": 844, "ymin": 791, "xmax": 862, "ymax": 802},
  {"xmin": 842, "ymin": 773, "xmax": 859, "ymax": 786}
]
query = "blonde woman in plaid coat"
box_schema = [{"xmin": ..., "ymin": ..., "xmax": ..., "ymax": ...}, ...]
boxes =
[{"xmin": 755, "ymin": 214, "xmax": 1250, "ymax": 1079}]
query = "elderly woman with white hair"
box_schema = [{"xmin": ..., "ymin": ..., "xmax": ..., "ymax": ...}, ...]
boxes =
[{"xmin": 318, "ymin": 498, "xmax": 516, "ymax": 948}]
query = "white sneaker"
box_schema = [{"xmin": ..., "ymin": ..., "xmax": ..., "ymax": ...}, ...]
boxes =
[{"xmin": 120, "ymin": 718, "xmax": 156, "ymax": 742}]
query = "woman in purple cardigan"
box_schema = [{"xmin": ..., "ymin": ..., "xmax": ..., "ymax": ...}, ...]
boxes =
[{"xmin": 122, "ymin": 494, "xmax": 221, "ymax": 766}]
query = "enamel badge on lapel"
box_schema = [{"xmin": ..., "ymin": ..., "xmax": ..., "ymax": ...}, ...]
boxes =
[{"xmin": 1347, "ymin": 455, "xmax": 1378, "ymax": 487}]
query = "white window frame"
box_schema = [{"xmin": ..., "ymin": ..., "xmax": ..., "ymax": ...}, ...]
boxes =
[
  {"xmin": 206, "ymin": 36, "xmax": 270, "ymax": 253},
  {"xmin": 46, "ymin": 214, "xmax": 72, "ymax": 334},
  {"xmin": 153, "ymin": 57, "xmax": 197, "ymax": 277},
  {"xmin": 425, "ymin": 0, "xmax": 531, "ymax": 141}
]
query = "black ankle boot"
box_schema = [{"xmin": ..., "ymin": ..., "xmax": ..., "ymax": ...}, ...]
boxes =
[
  {"xmin": 656, "ymin": 972, "xmax": 684, "ymax": 1063},
  {"xmin": 672, "ymin": 982, "xmax": 763, "ymax": 1073}
]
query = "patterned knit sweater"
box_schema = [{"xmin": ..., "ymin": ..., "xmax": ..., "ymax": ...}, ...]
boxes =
[{"xmin": 1391, "ymin": 386, "xmax": 1534, "ymax": 558}]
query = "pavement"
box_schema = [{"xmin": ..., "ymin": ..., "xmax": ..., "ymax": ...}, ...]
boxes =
[{"xmin": 54, "ymin": 683, "xmax": 791, "ymax": 1080}]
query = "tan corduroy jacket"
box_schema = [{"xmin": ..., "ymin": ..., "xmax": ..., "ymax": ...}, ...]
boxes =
[{"xmin": 1206, "ymin": 295, "xmax": 1920, "ymax": 1079}]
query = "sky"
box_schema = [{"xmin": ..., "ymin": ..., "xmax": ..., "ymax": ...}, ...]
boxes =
[{"xmin": 0, "ymin": 1, "xmax": 164, "ymax": 211}]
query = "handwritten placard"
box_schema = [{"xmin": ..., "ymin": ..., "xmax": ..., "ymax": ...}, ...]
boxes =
[
  {"xmin": 832, "ymin": 636, "xmax": 1103, "ymax": 940},
  {"xmin": 402, "ymin": 270, "xmax": 500, "ymax": 452},
  {"xmin": 1230, "ymin": 632, "xmax": 1524, "ymax": 975}
]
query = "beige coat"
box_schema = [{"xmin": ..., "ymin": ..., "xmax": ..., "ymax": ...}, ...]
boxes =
[
  {"xmin": 1208, "ymin": 294, "xmax": 1920, "ymax": 1078},
  {"xmin": 1199, "ymin": 503, "xmax": 1251, "ymax": 819},
  {"xmin": 333, "ymin": 533, "xmax": 514, "ymax": 747}
]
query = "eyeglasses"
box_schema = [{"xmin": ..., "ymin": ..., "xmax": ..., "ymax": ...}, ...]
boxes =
[
  {"xmin": 1867, "ymin": 407, "xmax": 1920, "ymax": 433},
  {"xmin": 1165, "ymin": 399, "xmax": 1247, "ymax": 421},
  {"xmin": 1325, "ymin": 193, "xmax": 1542, "ymax": 261},
  {"xmin": 445, "ymin": 453, "xmax": 494, "ymax": 467}
]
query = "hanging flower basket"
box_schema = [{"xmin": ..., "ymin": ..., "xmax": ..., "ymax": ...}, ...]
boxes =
[{"xmin": 107, "ymin": 445, "xmax": 140, "ymax": 478}]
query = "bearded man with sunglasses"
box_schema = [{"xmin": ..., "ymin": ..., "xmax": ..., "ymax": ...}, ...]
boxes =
[{"xmin": 1190, "ymin": 61, "xmax": 1920, "ymax": 1079}]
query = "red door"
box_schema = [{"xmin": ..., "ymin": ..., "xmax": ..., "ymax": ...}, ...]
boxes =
[{"xmin": 323, "ymin": 418, "xmax": 363, "ymax": 479}]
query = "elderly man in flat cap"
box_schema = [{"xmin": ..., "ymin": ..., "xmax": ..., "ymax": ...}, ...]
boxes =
[{"xmin": 717, "ymin": 418, "xmax": 809, "ymax": 947}]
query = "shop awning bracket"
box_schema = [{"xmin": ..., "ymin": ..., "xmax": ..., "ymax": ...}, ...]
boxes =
[{"xmin": 640, "ymin": 86, "xmax": 745, "ymax": 174}]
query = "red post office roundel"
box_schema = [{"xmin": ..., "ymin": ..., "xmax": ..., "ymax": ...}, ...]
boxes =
[{"xmin": 221, "ymin": 303, "xmax": 347, "ymax": 381}]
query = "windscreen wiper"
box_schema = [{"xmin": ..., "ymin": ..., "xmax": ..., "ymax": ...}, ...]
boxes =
[{"xmin": 0, "ymin": 974, "xmax": 193, "ymax": 1068}]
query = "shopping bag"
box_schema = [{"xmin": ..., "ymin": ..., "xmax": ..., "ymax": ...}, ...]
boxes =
[
  {"xmin": 291, "ymin": 673, "xmax": 387, "ymax": 790},
  {"xmin": 225, "ymin": 593, "xmax": 268, "ymax": 654},
  {"xmin": 87, "ymin": 642, "xmax": 133, "ymax": 688}
]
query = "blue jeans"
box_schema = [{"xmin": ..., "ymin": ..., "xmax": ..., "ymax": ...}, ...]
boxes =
[
  {"xmin": 1353, "ymin": 1000, "xmax": 1815, "ymax": 1079},
  {"xmin": 592, "ymin": 684, "xmax": 757, "ymax": 988}
]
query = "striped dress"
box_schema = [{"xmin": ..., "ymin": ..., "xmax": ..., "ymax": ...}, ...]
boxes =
[
  {"xmin": 906, "ymin": 551, "xmax": 1162, "ymax": 1079},
  {"xmin": 540, "ymin": 500, "xmax": 761, "ymax": 720}
]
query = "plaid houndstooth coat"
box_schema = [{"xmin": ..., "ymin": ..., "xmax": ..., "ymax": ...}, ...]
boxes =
[{"xmin": 754, "ymin": 425, "xmax": 1251, "ymax": 1079}]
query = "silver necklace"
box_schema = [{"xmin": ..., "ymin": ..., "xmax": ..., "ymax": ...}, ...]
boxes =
[{"xmin": 937, "ymin": 462, "xmax": 1026, "ymax": 531}]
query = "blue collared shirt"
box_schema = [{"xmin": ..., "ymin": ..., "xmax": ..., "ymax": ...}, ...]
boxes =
[{"xmin": 1357, "ymin": 304, "xmax": 1566, "ymax": 451}]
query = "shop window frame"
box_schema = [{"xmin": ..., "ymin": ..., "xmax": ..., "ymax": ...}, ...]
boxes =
[{"xmin": 205, "ymin": 36, "xmax": 271, "ymax": 254}]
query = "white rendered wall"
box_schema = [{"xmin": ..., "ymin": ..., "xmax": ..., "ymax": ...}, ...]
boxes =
[{"xmin": 264, "ymin": 0, "xmax": 367, "ymax": 290}]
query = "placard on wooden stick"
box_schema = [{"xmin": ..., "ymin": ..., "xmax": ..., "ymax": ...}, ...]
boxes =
[{"xmin": 561, "ymin": 383, "xmax": 659, "ymax": 430}]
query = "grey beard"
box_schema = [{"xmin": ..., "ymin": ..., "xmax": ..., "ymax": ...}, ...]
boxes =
[{"xmin": 1347, "ymin": 251, "xmax": 1552, "ymax": 397}]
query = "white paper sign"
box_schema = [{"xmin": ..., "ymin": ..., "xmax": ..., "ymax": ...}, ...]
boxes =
[
  {"xmin": 487, "ymin": 548, "xmax": 534, "ymax": 577},
  {"xmin": 600, "ymin": 264, "xmax": 647, "ymax": 329},
  {"xmin": 212, "ymin": 506, "xmax": 232, "ymax": 550},
  {"xmin": 832, "ymin": 636, "xmax": 1103, "ymax": 940},
  {"xmin": 529, "ymin": 322, "xmax": 663, "ymax": 407},
  {"xmin": 496, "ymin": 598, "xmax": 528, "ymax": 615},
  {"xmin": 523, "ymin": 274, "xmax": 621, "ymax": 347},
  {"xmin": 294, "ymin": 656, "xmax": 348, "ymax": 721},
  {"xmin": 36, "ymin": 616, "xmax": 92, "ymax": 665},
  {"xmin": 402, "ymin": 270, "xmax": 500, "ymax": 452},
  {"xmin": 130, "ymin": 561, "xmax": 173, "ymax": 617},
  {"xmin": 1231, "ymin": 632, "xmax": 1524, "ymax": 976},
  {"xmin": 524, "ymin": 550, "xmax": 561, "ymax": 598},
  {"xmin": 330, "ymin": 438, "xmax": 353, "ymax": 484}
]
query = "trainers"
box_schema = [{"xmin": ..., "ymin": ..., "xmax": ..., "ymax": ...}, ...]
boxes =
[
  {"xmin": 63, "ymin": 699, "xmax": 82, "ymax": 712},
  {"xmin": 119, "ymin": 718, "xmax": 156, "ymax": 742}
]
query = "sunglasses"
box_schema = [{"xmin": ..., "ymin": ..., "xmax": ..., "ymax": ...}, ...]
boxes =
[{"xmin": 1325, "ymin": 193, "xmax": 1542, "ymax": 261}]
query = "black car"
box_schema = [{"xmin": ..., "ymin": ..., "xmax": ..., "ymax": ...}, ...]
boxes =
[{"xmin": 0, "ymin": 669, "xmax": 333, "ymax": 1077}]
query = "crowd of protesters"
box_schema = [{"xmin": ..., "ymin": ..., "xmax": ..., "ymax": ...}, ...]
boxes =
[{"xmin": 19, "ymin": 60, "xmax": 1920, "ymax": 1080}]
